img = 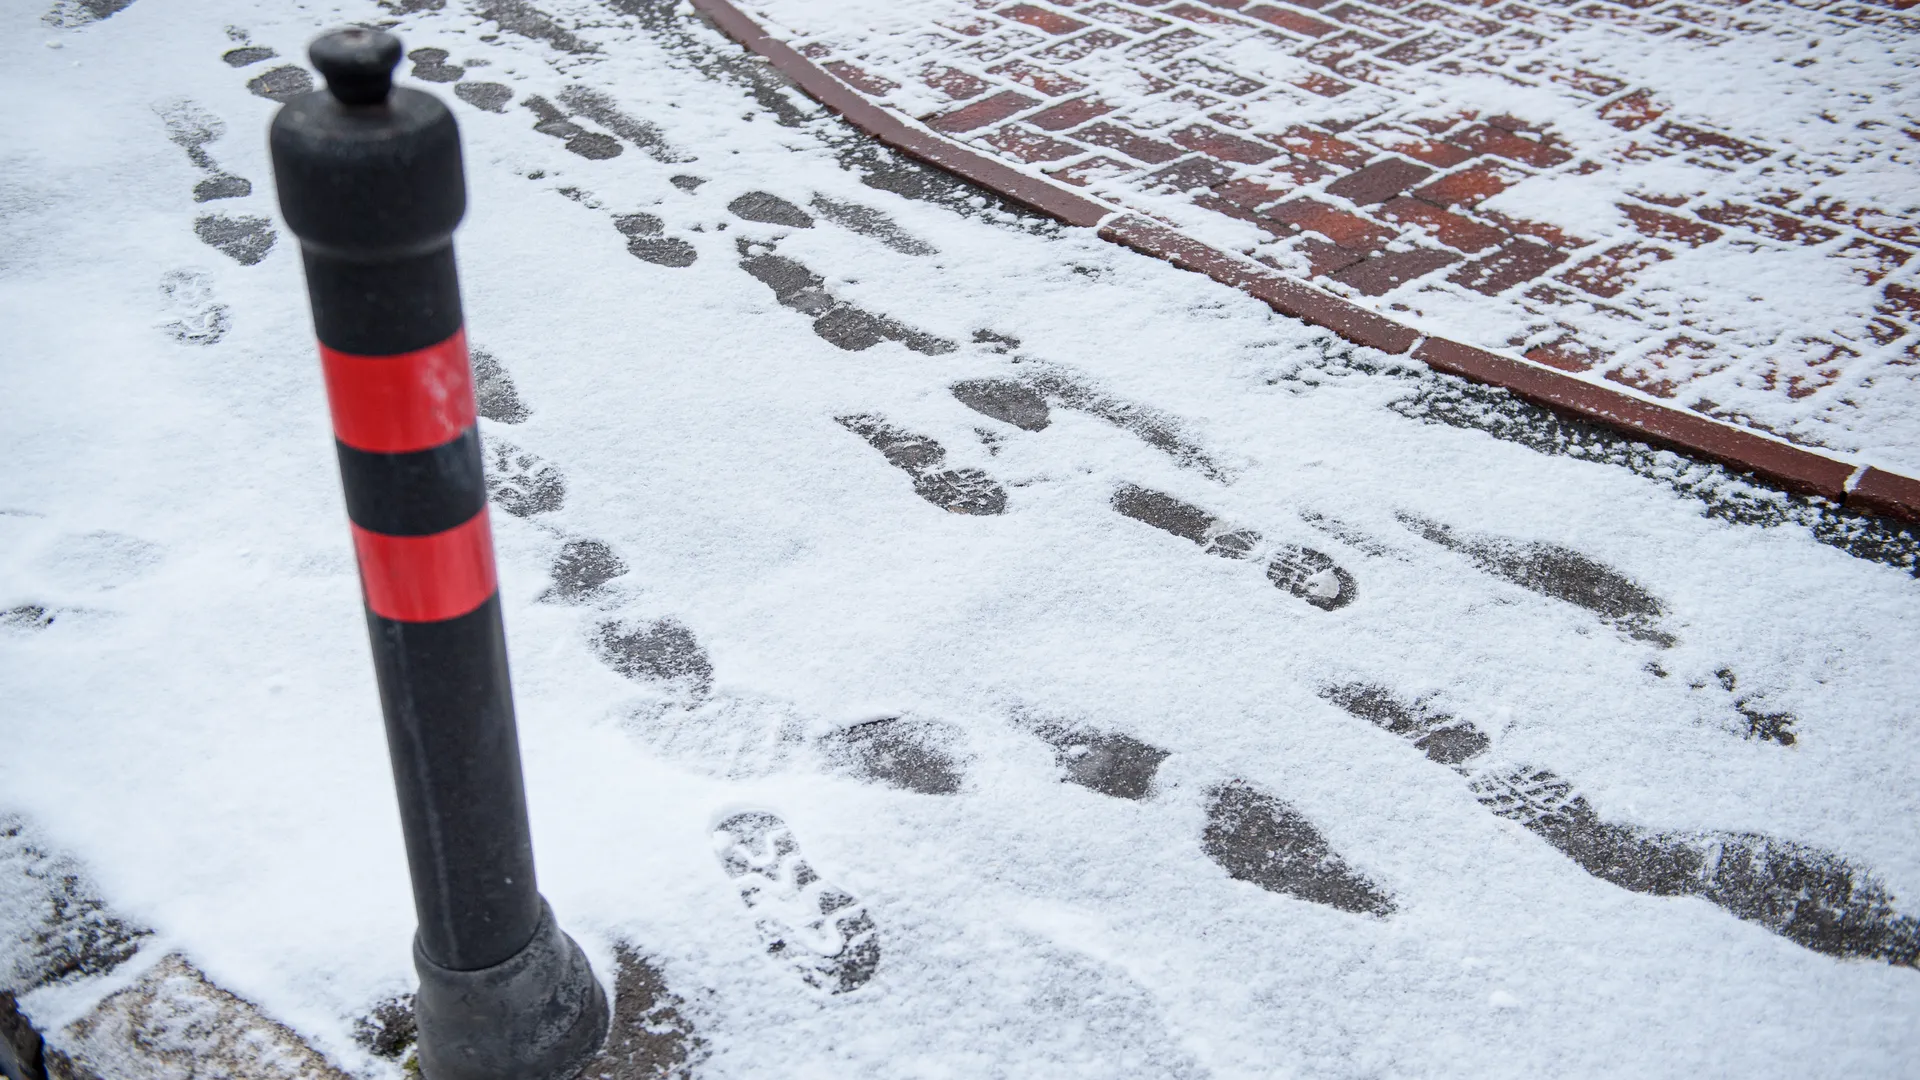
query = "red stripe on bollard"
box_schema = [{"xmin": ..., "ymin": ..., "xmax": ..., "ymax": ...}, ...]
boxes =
[
  {"xmin": 351, "ymin": 509, "xmax": 498, "ymax": 622},
  {"xmin": 321, "ymin": 328, "xmax": 476, "ymax": 453}
]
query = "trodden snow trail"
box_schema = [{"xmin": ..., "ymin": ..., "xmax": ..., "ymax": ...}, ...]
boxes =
[{"xmin": 0, "ymin": 0, "xmax": 1916, "ymax": 1077}]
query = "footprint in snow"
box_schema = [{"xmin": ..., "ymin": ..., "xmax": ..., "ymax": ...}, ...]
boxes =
[
  {"xmin": 837, "ymin": 414, "xmax": 1007, "ymax": 515},
  {"xmin": 1202, "ymin": 780, "xmax": 1397, "ymax": 917},
  {"xmin": 712, "ymin": 811, "xmax": 880, "ymax": 994},
  {"xmin": 484, "ymin": 437, "xmax": 566, "ymax": 518},
  {"xmin": 1014, "ymin": 710, "xmax": 1170, "ymax": 801},
  {"xmin": 1111, "ymin": 483, "xmax": 1358, "ymax": 610},
  {"xmin": 950, "ymin": 367, "xmax": 1228, "ymax": 481},
  {"xmin": 818, "ymin": 716, "xmax": 967, "ymax": 795},
  {"xmin": 1323, "ymin": 683, "xmax": 1918, "ymax": 965},
  {"xmin": 544, "ymin": 538, "xmax": 628, "ymax": 605},
  {"xmin": 734, "ymin": 237, "xmax": 954, "ymax": 354},
  {"xmin": 158, "ymin": 269, "xmax": 230, "ymax": 346},
  {"xmin": 1397, "ymin": 512, "xmax": 1674, "ymax": 647},
  {"xmin": 592, "ymin": 617, "xmax": 713, "ymax": 699}
]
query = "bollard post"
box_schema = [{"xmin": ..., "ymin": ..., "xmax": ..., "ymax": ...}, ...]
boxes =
[{"xmin": 269, "ymin": 28, "xmax": 607, "ymax": 1079}]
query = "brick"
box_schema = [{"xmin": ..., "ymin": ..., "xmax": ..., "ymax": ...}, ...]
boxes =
[
  {"xmin": 987, "ymin": 59, "xmax": 1088, "ymax": 94},
  {"xmin": 1333, "ymin": 58, "xmax": 1402, "ymax": 86},
  {"xmin": 1828, "ymin": 238, "xmax": 1912, "ymax": 285},
  {"xmin": 1864, "ymin": 316, "xmax": 1908, "ymax": 346},
  {"xmin": 796, "ymin": 42, "xmax": 831, "ymax": 59},
  {"xmin": 1027, "ymin": 95, "xmax": 1119, "ymax": 130},
  {"xmin": 1128, "ymin": 28, "xmax": 1213, "ymax": 60},
  {"xmin": 1032, "ymin": 27, "xmax": 1134, "ymax": 61},
  {"xmin": 1849, "ymin": 467, "xmax": 1920, "ymax": 526},
  {"xmin": 1459, "ymin": 29, "xmax": 1553, "ymax": 66},
  {"xmin": 1558, "ymin": 241, "xmax": 1675, "ymax": 298},
  {"xmin": 1046, "ymin": 154, "xmax": 1137, "ymax": 186},
  {"xmin": 1484, "ymin": 114, "xmax": 1548, "ymax": 134},
  {"xmin": 1406, "ymin": 2, "xmax": 1505, "ymax": 33},
  {"xmin": 1881, "ymin": 282, "xmax": 1920, "ymax": 319},
  {"xmin": 1326, "ymin": 3, "xmax": 1423, "ymax": 34},
  {"xmin": 1474, "ymin": 210, "xmax": 1586, "ymax": 250},
  {"xmin": 939, "ymin": 14, "xmax": 1001, "ymax": 35},
  {"xmin": 1800, "ymin": 197, "xmax": 1920, "ymax": 247},
  {"xmin": 1376, "ymin": 196, "xmax": 1510, "ymax": 252},
  {"xmin": 1331, "ymin": 246, "xmax": 1461, "ymax": 294},
  {"xmin": 1524, "ymin": 331, "xmax": 1608, "ymax": 371},
  {"xmin": 961, "ymin": 29, "xmax": 1046, "ymax": 62},
  {"xmin": 1412, "ymin": 162, "xmax": 1529, "ymax": 207},
  {"xmin": 1165, "ymin": 1, "xmax": 1257, "ymax": 24},
  {"xmin": 921, "ymin": 65, "xmax": 994, "ymax": 100},
  {"xmin": 1299, "ymin": 29, "xmax": 1390, "ymax": 65},
  {"xmin": 1378, "ymin": 31, "xmax": 1471, "ymax": 63},
  {"xmin": 1357, "ymin": 125, "xmax": 1474, "ymax": 166},
  {"xmin": 1080, "ymin": 1, "xmax": 1172, "ymax": 32},
  {"xmin": 928, "ymin": 89, "xmax": 1043, "ymax": 131},
  {"xmin": 1244, "ymin": 3, "xmax": 1341, "ymax": 33},
  {"xmin": 1451, "ymin": 123, "xmax": 1573, "ymax": 167},
  {"xmin": 1654, "ymin": 122, "xmax": 1771, "ymax": 165},
  {"xmin": 1513, "ymin": 60, "xmax": 1628, "ymax": 96},
  {"xmin": 1597, "ymin": 88, "xmax": 1665, "ymax": 130},
  {"xmin": 1265, "ymin": 153, "xmax": 1338, "ymax": 186},
  {"xmin": 977, "ymin": 124, "xmax": 1086, "ymax": 162},
  {"xmin": 1292, "ymin": 71, "xmax": 1357, "ymax": 96},
  {"xmin": 1607, "ymin": 335, "xmax": 1718, "ymax": 399},
  {"xmin": 1571, "ymin": 3, "xmax": 1681, "ymax": 30},
  {"xmin": 1694, "ymin": 201, "xmax": 1839, "ymax": 245},
  {"xmin": 824, "ymin": 61, "xmax": 900, "ymax": 96},
  {"xmin": 1074, "ymin": 120, "xmax": 1187, "ymax": 162},
  {"xmin": 1664, "ymin": 2, "xmax": 1770, "ymax": 28},
  {"xmin": 1264, "ymin": 125, "xmax": 1374, "ymax": 167},
  {"xmin": 1170, "ymin": 124, "xmax": 1282, "ymax": 163},
  {"xmin": 1325, "ymin": 157, "xmax": 1434, "ymax": 204},
  {"xmin": 997, "ymin": 3, "xmax": 1091, "ymax": 33},
  {"xmin": 1126, "ymin": 88, "xmax": 1227, "ymax": 127},
  {"xmin": 1620, "ymin": 202, "xmax": 1721, "ymax": 246},
  {"xmin": 1209, "ymin": 176, "xmax": 1296, "ymax": 212},
  {"xmin": 1269, "ymin": 198, "xmax": 1399, "ymax": 249},
  {"xmin": 1496, "ymin": 3, "xmax": 1581, "ymax": 31},
  {"xmin": 1163, "ymin": 57, "xmax": 1268, "ymax": 95},
  {"xmin": 1448, "ymin": 237, "xmax": 1568, "ymax": 294},
  {"xmin": 1143, "ymin": 155, "xmax": 1241, "ymax": 192},
  {"xmin": 1296, "ymin": 235, "xmax": 1369, "ymax": 275}
]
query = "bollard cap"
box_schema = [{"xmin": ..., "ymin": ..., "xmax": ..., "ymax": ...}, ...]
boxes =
[
  {"xmin": 270, "ymin": 28, "xmax": 466, "ymax": 261},
  {"xmin": 310, "ymin": 27, "xmax": 404, "ymax": 106}
]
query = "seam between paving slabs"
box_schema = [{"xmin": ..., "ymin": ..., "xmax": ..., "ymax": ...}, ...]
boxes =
[{"xmin": 685, "ymin": 0, "xmax": 1920, "ymax": 526}]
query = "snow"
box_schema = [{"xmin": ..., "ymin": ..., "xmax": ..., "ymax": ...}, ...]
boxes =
[{"xmin": 1, "ymin": 0, "xmax": 1918, "ymax": 1076}]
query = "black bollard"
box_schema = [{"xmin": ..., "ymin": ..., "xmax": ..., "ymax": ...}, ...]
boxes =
[{"xmin": 269, "ymin": 28, "xmax": 607, "ymax": 1079}]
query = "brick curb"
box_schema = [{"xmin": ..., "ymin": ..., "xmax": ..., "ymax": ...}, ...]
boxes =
[{"xmin": 686, "ymin": 0, "xmax": 1920, "ymax": 525}]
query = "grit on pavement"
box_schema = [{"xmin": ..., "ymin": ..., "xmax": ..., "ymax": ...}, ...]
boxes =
[{"xmin": 1, "ymin": 0, "xmax": 1918, "ymax": 1077}]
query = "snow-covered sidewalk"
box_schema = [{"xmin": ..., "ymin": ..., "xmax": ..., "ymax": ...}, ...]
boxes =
[{"xmin": 2, "ymin": 0, "xmax": 1918, "ymax": 1077}]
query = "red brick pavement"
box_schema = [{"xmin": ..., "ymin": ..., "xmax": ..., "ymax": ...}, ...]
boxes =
[{"xmin": 711, "ymin": 0, "xmax": 1920, "ymax": 513}]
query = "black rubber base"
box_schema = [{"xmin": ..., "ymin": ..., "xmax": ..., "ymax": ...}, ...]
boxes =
[{"xmin": 413, "ymin": 898, "xmax": 609, "ymax": 1080}]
